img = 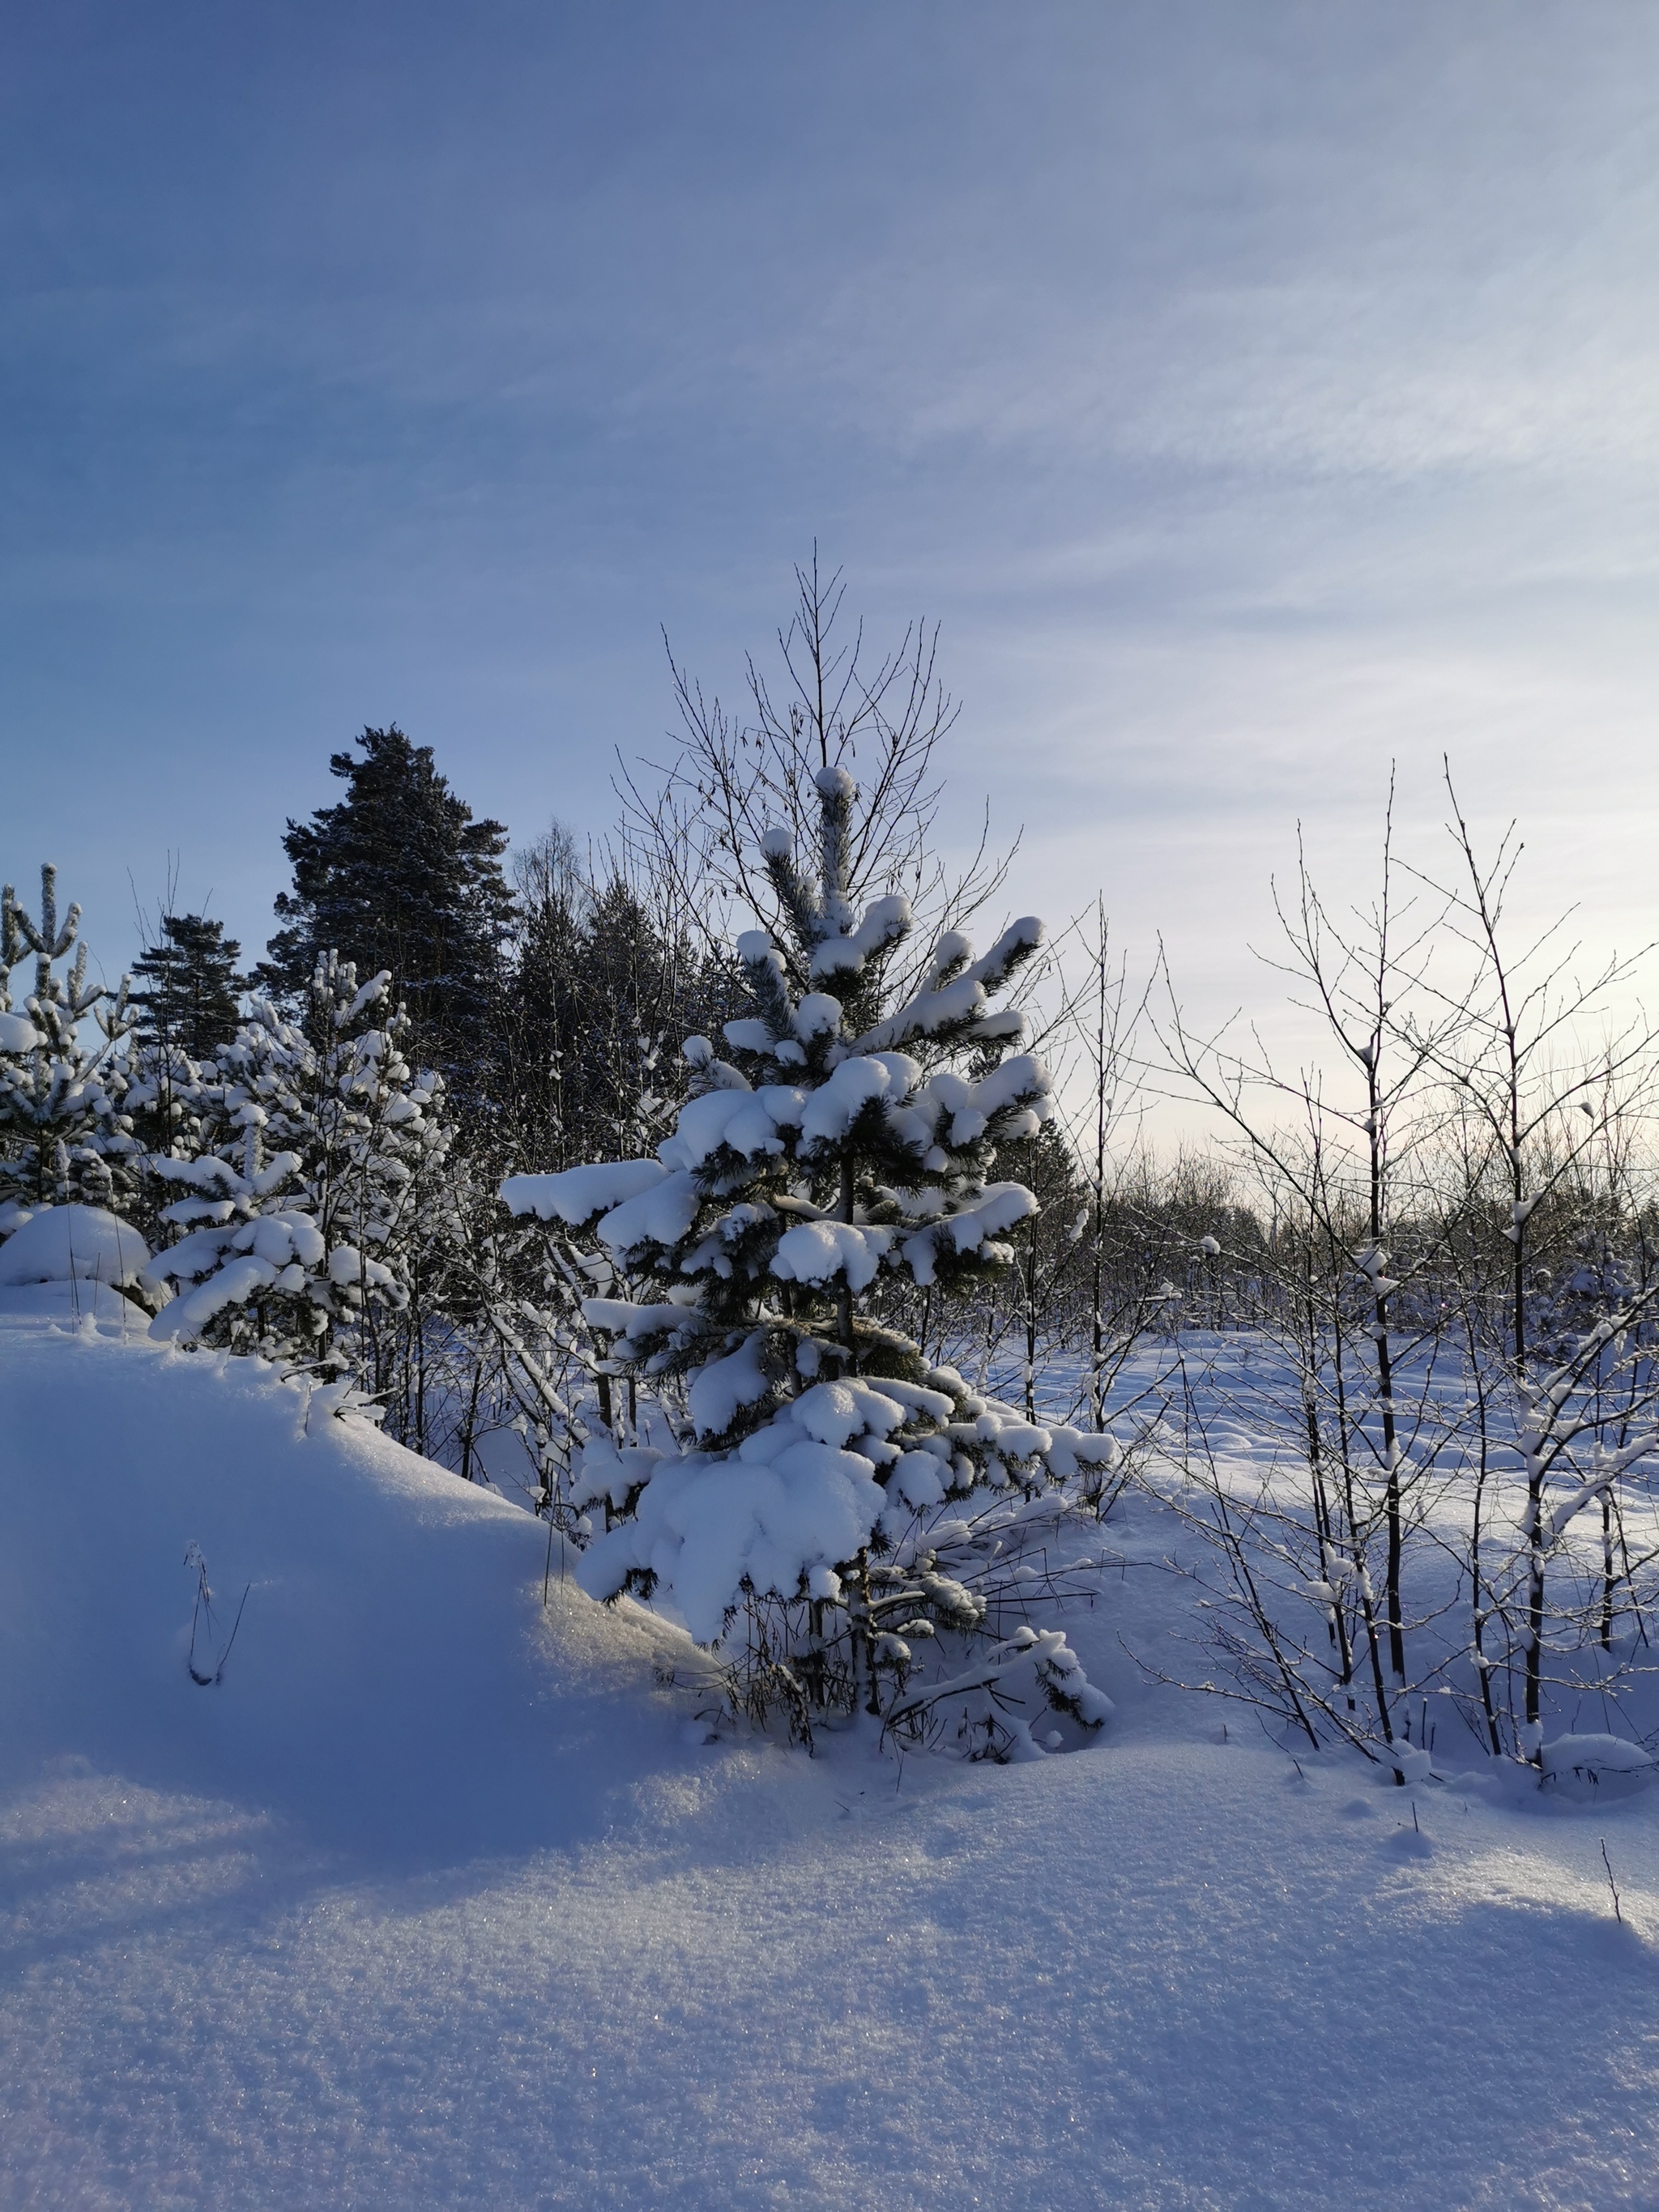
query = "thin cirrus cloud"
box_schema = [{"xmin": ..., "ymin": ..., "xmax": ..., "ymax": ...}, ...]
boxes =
[{"xmin": 1, "ymin": 2, "xmax": 1656, "ymax": 1111}]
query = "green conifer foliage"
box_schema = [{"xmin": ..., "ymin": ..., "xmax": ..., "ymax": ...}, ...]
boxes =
[
  {"xmin": 506, "ymin": 858, "xmax": 740, "ymax": 1174},
  {"xmin": 257, "ymin": 726, "xmax": 514, "ymax": 1072},
  {"xmin": 130, "ymin": 914, "xmax": 246, "ymax": 1061}
]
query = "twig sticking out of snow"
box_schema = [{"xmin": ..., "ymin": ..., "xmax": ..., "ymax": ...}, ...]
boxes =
[
  {"xmin": 1601, "ymin": 1838, "xmax": 1623, "ymax": 1924},
  {"xmin": 183, "ymin": 1542, "xmax": 249, "ymax": 1689}
]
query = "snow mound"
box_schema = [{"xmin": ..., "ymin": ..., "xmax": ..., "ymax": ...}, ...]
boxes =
[
  {"xmin": 0, "ymin": 1316, "xmax": 689, "ymax": 1864},
  {"xmin": 0, "ymin": 1203, "xmax": 150, "ymax": 1287},
  {"xmin": 1542, "ymin": 1732, "xmax": 1657, "ymax": 1796}
]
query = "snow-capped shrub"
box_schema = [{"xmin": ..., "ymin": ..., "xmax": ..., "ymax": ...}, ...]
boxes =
[{"xmin": 0, "ymin": 1204, "xmax": 151, "ymax": 1292}]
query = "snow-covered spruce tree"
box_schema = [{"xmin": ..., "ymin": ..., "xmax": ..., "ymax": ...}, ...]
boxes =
[
  {"xmin": 145, "ymin": 956, "xmax": 450, "ymax": 1389},
  {"xmin": 504, "ymin": 765, "xmax": 1120, "ymax": 1754},
  {"xmin": 0, "ymin": 866, "xmax": 138, "ymax": 1218}
]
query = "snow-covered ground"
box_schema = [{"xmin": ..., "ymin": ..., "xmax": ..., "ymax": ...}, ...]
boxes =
[{"xmin": 5, "ymin": 1308, "xmax": 1659, "ymax": 2210}]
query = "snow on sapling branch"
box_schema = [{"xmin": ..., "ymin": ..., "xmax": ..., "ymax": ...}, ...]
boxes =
[
  {"xmin": 502, "ymin": 761, "xmax": 1121, "ymax": 1749},
  {"xmin": 0, "ymin": 865, "xmax": 138, "ymax": 1214},
  {"xmin": 143, "ymin": 954, "xmax": 450, "ymax": 1381},
  {"xmin": 445, "ymin": 1159, "xmax": 627, "ymax": 1515}
]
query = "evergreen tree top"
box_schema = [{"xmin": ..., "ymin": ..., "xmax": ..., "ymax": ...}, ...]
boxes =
[
  {"xmin": 257, "ymin": 726, "xmax": 514, "ymax": 1062},
  {"xmin": 131, "ymin": 913, "xmax": 246, "ymax": 1062}
]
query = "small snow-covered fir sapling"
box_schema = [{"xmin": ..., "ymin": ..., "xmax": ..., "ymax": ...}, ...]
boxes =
[
  {"xmin": 503, "ymin": 765, "xmax": 1121, "ymax": 1752},
  {"xmin": 0, "ymin": 865, "xmax": 139, "ymax": 1214},
  {"xmin": 143, "ymin": 955, "xmax": 450, "ymax": 1379}
]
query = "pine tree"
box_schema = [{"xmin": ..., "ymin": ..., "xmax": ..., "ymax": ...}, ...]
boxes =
[
  {"xmin": 146, "ymin": 957, "xmax": 451, "ymax": 1377},
  {"xmin": 0, "ymin": 866, "xmax": 137, "ymax": 1214},
  {"xmin": 256, "ymin": 726, "xmax": 514, "ymax": 1076},
  {"xmin": 504, "ymin": 764, "xmax": 1119, "ymax": 1752},
  {"xmin": 505, "ymin": 850, "xmax": 740, "ymax": 1175},
  {"xmin": 130, "ymin": 914, "xmax": 245, "ymax": 1060}
]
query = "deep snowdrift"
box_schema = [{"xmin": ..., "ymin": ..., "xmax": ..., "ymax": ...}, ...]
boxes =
[
  {"xmin": 0, "ymin": 1302, "xmax": 686, "ymax": 1869},
  {"xmin": 4, "ymin": 1310, "xmax": 1659, "ymax": 2210}
]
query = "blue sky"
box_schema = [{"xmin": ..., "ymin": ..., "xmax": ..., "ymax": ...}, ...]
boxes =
[{"xmin": 5, "ymin": 3, "xmax": 1658, "ymax": 1065}]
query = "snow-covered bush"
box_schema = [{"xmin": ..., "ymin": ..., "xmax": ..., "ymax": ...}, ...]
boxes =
[
  {"xmin": 0, "ymin": 867, "xmax": 138, "ymax": 1213},
  {"xmin": 0, "ymin": 1202, "xmax": 152, "ymax": 1319},
  {"xmin": 505, "ymin": 760, "xmax": 1120, "ymax": 1750},
  {"xmin": 143, "ymin": 955, "xmax": 450, "ymax": 1374}
]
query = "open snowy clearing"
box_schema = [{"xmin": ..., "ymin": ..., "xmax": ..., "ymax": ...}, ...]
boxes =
[{"xmin": 4, "ymin": 1313, "xmax": 1659, "ymax": 2210}]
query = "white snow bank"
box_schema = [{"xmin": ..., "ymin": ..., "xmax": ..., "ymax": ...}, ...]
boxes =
[
  {"xmin": 0, "ymin": 1277, "xmax": 146, "ymax": 1322},
  {"xmin": 1542, "ymin": 1733, "xmax": 1657, "ymax": 1794},
  {"xmin": 6, "ymin": 1324, "xmax": 1659, "ymax": 2212},
  {"xmin": 7, "ymin": 1604, "xmax": 1657, "ymax": 2211},
  {"xmin": 0, "ymin": 1317, "xmax": 687, "ymax": 1864}
]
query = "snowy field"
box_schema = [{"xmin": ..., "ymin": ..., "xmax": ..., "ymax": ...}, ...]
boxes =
[{"xmin": 5, "ymin": 1310, "xmax": 1659, "ymax": 2210}]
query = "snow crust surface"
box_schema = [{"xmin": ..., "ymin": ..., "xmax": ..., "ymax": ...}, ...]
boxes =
[{"xmin": 5, "ymin": 1317, "xmax": 1659, "ymax": 2210}]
